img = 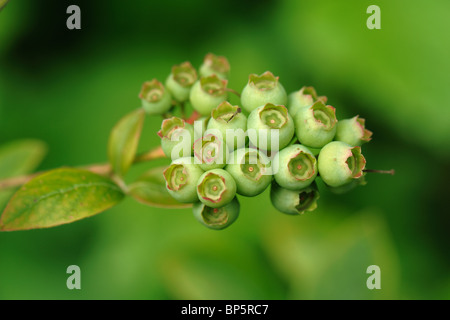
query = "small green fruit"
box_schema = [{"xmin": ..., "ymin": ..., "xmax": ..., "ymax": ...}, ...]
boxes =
[
  {"xmin": 247, "ymin": 103, "xmax": 294, "ymax": 151},
  {"xmin": 165, "ymin": 61, "xmax": 198, "ymax": 102},
  {"xmin": 199, "ymin": 53, "xmax": 230, "ymax": 79},
  {"xmin": 207, "ymin": 101, "xmax": 247, "ymax": 150},
  {"xmin": 193, "ymin": 133, "xmax": 229, "ymax": 171},
  {"xmin": 335, "ymin": 115, "xmax": 373, "ymax": 146},
  {"xmin": 193, "ymin": 116, "xmax": 210, "ymax": 138},
  {"xmin": 294, "ymin": 100, "xmax": 337, "ymax": 148},
  {"xmin": 197, "ymin": 169, "xmax": 236, "ymax": 208},
  {"xmin": 225, "ymin": 148, "xmax": 272, "ymax": 197},
  {"xmin": 163, "ymin": 157, "xmax": 204, "ymax": 203},
  {"xmin": 189, "ymin": 75, "xmax": 228, "ymax": 116},
  {"xmin": 193, "ymin": 197, "xmax": 240, "ymax": 230},
  {"xmin": 241, "ymin": 71, "xmax": 287, "ymax": 113},
  {"xmin": 327, "ymin": 174, "xmax": 367, "ymax": 194},
  {"xmin": 139, "ymin": 79, "xmax": 172, "ymax": 115},
  {"xmin": 318, "ymin": 141, "xmax": 366, "ymax": 187},
  {"xmin": 158, "ymin": 117, "xmax": 194, "ymax": 160},
  {"xmin": 308, "ymin": 147, "xmax": 322, "ymax": 156},
  {"xmin": 288, "ymin": 86, "xmax": 327, "ymax": 117},
  {"xmin": 270, "ymin": 181, "xmax": 320, "ymax": 215},
  {"xmin": 274, "ymin": 144, "xmax": 317, "ymax": 190}
]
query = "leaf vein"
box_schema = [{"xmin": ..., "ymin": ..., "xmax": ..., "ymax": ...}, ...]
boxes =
[{"xmin": 26, "ymin": 182, "xmax": 122, "ymax": 210}]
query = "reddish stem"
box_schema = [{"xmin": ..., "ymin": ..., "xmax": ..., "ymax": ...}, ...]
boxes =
[
  {"xmin": 225, "ymin": 88, "xmax": 241, "ymax": 98},
  {"xmin": 185, "ymin": 110, "xmax": 201, "ymax": 124},
  {"xmin": 0, "ymin": 146, "xmax": 167, "ymax": 191}
]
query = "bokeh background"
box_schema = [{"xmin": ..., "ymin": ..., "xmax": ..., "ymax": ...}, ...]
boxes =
[{"xmin": 0, "ymin": 0, "xmax": 449, "ymax": 299}]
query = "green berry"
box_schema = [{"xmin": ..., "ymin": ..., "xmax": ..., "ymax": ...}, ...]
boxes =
[
  {"xmin": 163, "ymin": 157, "xmax": 204, "ymax": 203},
  {"xmin": 139, "ymin": 79, "xmax": 172, "ymax": 115},
  {"xmin": 247, "ymin": 103, "xmax": 294, "ymax": 151},
  {"xmin": 225, "ymin": 148, "xmax": 272, "ymax": 197},
  {"xmin": 241, "ymin": 71, "xmax": 288, "ymax": 113},
  {"xmin": 193, "ymin": 116, "xmax": 210, "ymax": 138},
  {"xmin": 189, "ymin": 75, "xmax": 228, "ymax": 116},
  {"xmin": 288, "ymin": 86, "xmax": 327, "ymax": 117},
  {"xmin": 207, "ymin": 101, "xmax": 248, "ymax": 150},
  {"xmin": 318, "ymin": 141, "xmax": 366, "ymax": 187},
  {"xmin": 193, "ymin": 133, "xmax": 229, "ymax": 171},
  {"xmin": 165, "ymin": 61, "xmax": 198, "ymax": 102},
  {"xmin": 199, "ymin": 53, "xmax": 230, "ymax": 79},
  {"xmin": 335, "ymin": 115, "xmax": 373, "ymax": 146},
  {"xmin": 270, "ymin": 181, "xmax": 320, "ymax": 215},
  {"xmin": 294, "ymin": 100, "xmax": 337, "ymax": 148},
  {"xmin": 274, "ymin": 144, "xmax": 317, "ymax": 190},
  {"xmin": 193, "ymin": 197, "xmax": 240, "ymax": 230},
  {"xmin": 327, "ymin": 174, "xmax": 367, "ymax": 194},
  {"xmin": 197, "ymin": 169, "xmax": 236, "ymax": 208},
  {"xmin": 158, "ymin": 117, "xmax": 194, "ymax": 160},
  {"xmin": 308, "ymin": 147, "xmax": 322, "ymax": 156}
]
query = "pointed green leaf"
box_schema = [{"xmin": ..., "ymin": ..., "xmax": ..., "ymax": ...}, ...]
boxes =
[
  {"xmin": 0, "ymin": 139, "xmax": 48, "ymax": 210},
  {"xmin": 128, "ymin": 166, "xmax": 192, "ymax": 209},
  {"xmin": 108, "ymin": 108, "xmax": 145, "ymax": 176},
  {"xmin": 0, "ymin": 168, "xmax": 125, "ymax": 231},
  {"xmin": 0, "ymin": 139, "xmax": 48, "ymax": 179}
]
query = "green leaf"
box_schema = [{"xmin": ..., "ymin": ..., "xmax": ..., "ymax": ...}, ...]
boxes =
[
  {"xmin": 0, "ymin": 168, "xmax": 125, "ymax": 231},
  {"xmin": 128, "ymin": 166, "xmax": 192, "ymax": 209},
  {"xmin": 108, "ymin": 108, "xmax": 145, "ymax": 176},
  {"xmin": 0, "ymin": 139, "xmax": 48, "ymax": 210},
  {"xmin": 0, "ymin": 139, "xmax": 47, "ymax": 179}
]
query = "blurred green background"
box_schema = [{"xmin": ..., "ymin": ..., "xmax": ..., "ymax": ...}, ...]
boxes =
[{"xmin": 0, "ymin": 0, "xmax": 449, "ymax": 299}]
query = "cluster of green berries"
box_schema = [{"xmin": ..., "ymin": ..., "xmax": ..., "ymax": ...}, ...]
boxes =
[{"xmin": 140, "ymin": 53, "xmax": 373, "ymax": 230}]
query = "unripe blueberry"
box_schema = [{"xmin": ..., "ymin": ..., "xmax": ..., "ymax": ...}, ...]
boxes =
[
  {"xmin": 273, "ymin": 144, "xmax": 317, "ymax": 190},
  {"xmin": 163, "ymin": 157, "xmax": 205, "ymax": 203},
  {"xmin": 241, "ymin": 71, "xmax": 288, "ymax": 113},
  {"xmin": 308, "ymin": 147, "xmax": 322, "ymax": 156},
  {"xmin": 193, "ymin": 116, "xmax": 210, "ymax": 138},
  {"xmin": 165, "ymin": 61, "xmax": 198, "ymax": 102},
  {"xmin": 270, "ymin": 181, "xmax": 320, "ymax": 215},
  {"xmin": 318, "ymin": 141, "xmax": 366, "ymax": 187},
  {"xmin": 193, "ymin": 197, "xmax": 240, "ymax": 230},
  {"xmin": 193, "ymin": 133, "xmax": 229, "ymax": 171},
  {"xmin": 197, "ymin": 169, "xmax": 236, "ymax": 208},
  {"xmin": 327, "ymin": 174, "xmax": 367, "ymax": 194},
  {"xmin": 288, "ymin": 86, "xmax": 327, "ymax": 117},
  {"xmin": 335, "ymin": 115, "xmax": 373, "ymax": 146},
  {"xmin": 247, "ymin": 103, "xmax": 295, "ymax": 151},
  {"xmin": 294, "ymin": 100, "xmax": 337, "ymax": 148},
  {"xmin": 207, "ymin": 101, "xmax": 248, "ymax": 150},
  {"xmin": 158, "ymin": 117, "xmax": 194, "ymax": 160},
  {"xmin": 189, "ymin": 75, "xmax": 228, "ymax": 116},
  {"xmin": 139, "ymin": 79, "xmax": 172, "ymax": 115},
  {"xmin": 225, "ymin": 148, "xmax": 272, "ymax": 197},
  {"xmin": 199, "ymin": 53, "xmax": 230, "ymax": 79}
]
